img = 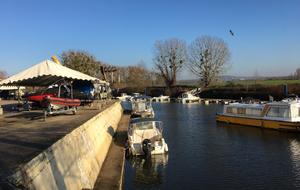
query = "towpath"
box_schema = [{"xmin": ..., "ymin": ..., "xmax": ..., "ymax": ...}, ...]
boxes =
[{"xmin": 93, "ymin": 109, "xmax": 131, "ymax": 190}]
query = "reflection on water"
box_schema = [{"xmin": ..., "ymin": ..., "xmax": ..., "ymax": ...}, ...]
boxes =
[
  {"xmin": 290, "ymin": 139, "xmax": 300, "ymax": 187},
  {"xmin": 122, "ymin": 101, "xmax": 300, "ymax": 189},
  {"xmin": 126, "ymin": 154, "xmax": 169, "ymax": 189}
]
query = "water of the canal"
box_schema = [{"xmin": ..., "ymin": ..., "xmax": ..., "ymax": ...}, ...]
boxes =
[{"xmin": 121, "ymin": 101, "xmax": 300, "ymax": 189}]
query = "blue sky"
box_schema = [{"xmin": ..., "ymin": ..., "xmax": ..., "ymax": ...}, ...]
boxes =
[{"xmin": 1, "ymin": 0, "xmax": 299, "ymax": 79}]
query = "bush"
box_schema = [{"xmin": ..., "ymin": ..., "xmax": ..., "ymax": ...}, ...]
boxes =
[{"xmin": 225, "ymin": 82, "xmax": 235, "ymax": 87}]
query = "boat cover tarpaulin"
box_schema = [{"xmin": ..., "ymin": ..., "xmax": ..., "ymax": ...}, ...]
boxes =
[{"xmin": 0, "ymin": 60, "xmax": 105, "ymax": 86}]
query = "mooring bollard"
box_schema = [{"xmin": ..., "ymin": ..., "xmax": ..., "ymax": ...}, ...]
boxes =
[
  {"xmin": 102, "ymin": 100, "xmax": 106, "ymax": 108},
  {"xmin": 0, "ymin": 106, "xmax": 3, "ymax": 115},
  {"xmin": 97, "ymin": 102, "xmax": 101, "ymax": 110}
]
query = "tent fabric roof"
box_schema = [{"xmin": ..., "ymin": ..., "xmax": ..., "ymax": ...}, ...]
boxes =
[
  {"xmin": 0, "ymin": 86, "xmax": 25, "ymax": 90},
  {"xmin": 0, "ymin": 60, "xmax": 105, "ymax": 86}
]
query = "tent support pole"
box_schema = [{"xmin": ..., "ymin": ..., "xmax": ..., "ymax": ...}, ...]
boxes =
[
  {"xmin": 17, "ymin": 86, "xmax": 21, "ymax": 105},
  {"xmin": 71, "ymin": 83, "xmax": 73, "ymax": 99}
]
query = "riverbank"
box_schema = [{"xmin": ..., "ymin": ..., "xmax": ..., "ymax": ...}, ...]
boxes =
[
  {"xmin": 114, "ymin": 83, "xmax": 300, "ymax": 101},
  {"xmin": 0, "ymin": 99, "xmax": 124, "ymax": 189}
]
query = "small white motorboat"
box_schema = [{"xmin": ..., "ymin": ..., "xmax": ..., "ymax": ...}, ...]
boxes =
[
  {"xmin": 152, "ymin": 94, "xmax": 170, "ymax": 102},
  {"xmin": 131, "ymin": 95, "xmax": 155, "ymax": 117},
  {"xmin": 153, "ymin": 94, "xmax": 169, "ymax": 99},
  {"xmin": 177, "ymin": 92, "xmax": 200, "ymax": 103},
  {"xmin": 116, "ymin": 93, "xmax": 131, "ymax": 100},
  {"xmin": 127, "ymin": 117, "xmax": 168, "ymax": 156},
  {"xmin": 126, "ymin": 92, "xmax": 140, "ymax": 101}
]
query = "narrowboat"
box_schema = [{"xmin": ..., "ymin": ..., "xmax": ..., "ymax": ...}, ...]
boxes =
[{"xmin": 216, "ymin": 100, "xmax": 300, "ymax": 132}]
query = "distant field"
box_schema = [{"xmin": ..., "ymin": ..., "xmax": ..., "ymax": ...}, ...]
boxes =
[{"xmin": 186, "ymin": 80, "xmax": 300, "ymax": 87}]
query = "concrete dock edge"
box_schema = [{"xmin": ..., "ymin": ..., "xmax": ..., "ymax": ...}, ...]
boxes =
[
  {"xmin": 93, "ymin": 109, "xmax": 131, "ymax": 190},
  {"xmin": 6, "ymin": 102, "xmax": 124, "ymax": 190}
]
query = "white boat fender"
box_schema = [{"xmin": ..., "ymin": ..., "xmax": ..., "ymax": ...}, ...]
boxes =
[{"xmin": 164, "ymin": 143, "xmax": 169, "ymax": 152}]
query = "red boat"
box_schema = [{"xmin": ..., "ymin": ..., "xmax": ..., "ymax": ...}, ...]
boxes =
[
  {"xmin": 40, "ymin": 96, "xmax": 81, "ymax": 110},
  {"xmin": 26, "ymin": 94, "xmax": 56, "ymax": 102},
  {"xmin": 24, "ymin": 85, "xmax": 94, "ymax": 107}
]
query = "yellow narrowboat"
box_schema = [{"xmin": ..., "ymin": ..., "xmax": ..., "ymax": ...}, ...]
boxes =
[{"xmin": 216, "ymin": 100, "xmax": 300, "ymax": 132}]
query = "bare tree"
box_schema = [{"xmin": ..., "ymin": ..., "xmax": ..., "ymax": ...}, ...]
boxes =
[
  {"xmin": 153, "ymin": 73, "xmax": 165, "ymax": 86},
  {"xmin": 152, "ymin": 38, "xmax": 187, "ymax": 87},
  {"xmin": 187, "ymin": 36, "xmax": 232, "ymax": 87},
  {"xmin": 0, "ymin": 70, "xmax": 7, "ymax": 79}
]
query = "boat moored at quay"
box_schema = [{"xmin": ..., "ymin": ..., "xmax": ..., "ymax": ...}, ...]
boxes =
[
  {"xmin": 216, "ymin": 99, "xmax": 300, "ymax": 132},
  {"xmin": 127, "ymin": 117, "xmax": 168, "ymax": 156},
  {"xmin": 131, "ymin": 95, "xmax": 155, "ymax": 118}
]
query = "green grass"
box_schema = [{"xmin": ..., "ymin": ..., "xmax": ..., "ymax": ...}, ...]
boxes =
[
  {"xmin": 185, "ymin": 80, "xmax": 300, "ymax": 87},
  {"xmin": 231, "ymin": 80, "xmax": 300, "ymax": 86}
]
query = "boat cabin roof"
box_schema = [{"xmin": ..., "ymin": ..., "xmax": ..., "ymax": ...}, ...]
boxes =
[
  {"xmin": 130, "ymin": 117, "xmax": 162, "ymax": 125},
  {"xmin": 225, "ymin": 103, "xmax": 265, "ymax": 108},
  {"xmin": 226, "ymin": 101, "xmax": 300, "ymax": 108},
  {"xmin": 132, "ymin": 95, "xmax": 152, "ymax": 100}
]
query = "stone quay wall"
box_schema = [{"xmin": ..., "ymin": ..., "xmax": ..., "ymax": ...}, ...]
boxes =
[{"xmin": 8, "ymin": 102, "xmax": 123, "ymax": 190}]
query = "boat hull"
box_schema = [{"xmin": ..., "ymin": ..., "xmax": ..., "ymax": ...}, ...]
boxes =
[
  {"xmin": 24, "ymin": 87, "xmax": 94, "ymax": 105},
  {"xmin": 216, "ymin": 114, "xmax": 300, "ymax": 132},
  {"xmin": 132, "ymin": 108, "xmax": 155, "ymax": 118},
  {"xmin": 40, "ymin": 96, "xmax": 81, "ymax": 110},
  {"xmin": 177, "ymin": 97, "xmax": 200, "ymax": 103},
  {"xmin": 129, "ymin": 140, "xmax": 168, "ymax": 156},
  {"xmin": 26, "ymin": 94, "xmax": 55, "ymax": 102}
]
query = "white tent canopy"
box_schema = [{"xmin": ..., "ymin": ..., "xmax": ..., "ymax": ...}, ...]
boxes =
[{"xmin": 0, "ymin": 60, "xmax": 106, "ymax": 87}]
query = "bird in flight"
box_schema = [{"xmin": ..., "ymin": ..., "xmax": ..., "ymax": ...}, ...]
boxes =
[{"xmin": 230, "ymin": 30, "xmax": 234, "ymax": 36}]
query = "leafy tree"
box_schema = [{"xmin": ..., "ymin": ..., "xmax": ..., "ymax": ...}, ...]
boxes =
[
  {"xmin": 187, "ymin": 35, "xmax": 232, "ymax": 87},
  {"xmin": 59, "ymin": 50, "xmax": 165, "ymax": 88},
  {"xmin": 123, "ymin": 61, "xmax": 152, "ymax": 87},
  {"xmin": 152, "ymin": 38, "xmax": 187, "ymax": 87},
  {"xmin": 59, "ymin": 50, "xmax": 101, "ymax": 77}
]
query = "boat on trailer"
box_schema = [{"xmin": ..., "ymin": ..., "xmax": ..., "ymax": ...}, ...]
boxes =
[
  {"xmin": 41, "ymin": 95, "xmax": 81, "ymax": 121},
  {"xmin": 127, "ymin": 117, "xmax": 168, "ymax": 156},
  {"xmin": 216, "ymin": 99, "xmax": 300, "ymax": 132},
  {"xmin": 40, "ymin": 96, "xmax": 81, "ymax": 109},
  {"xmin": 40, "ymin": 84, "xmax": 81, "ymax": 121},
  {"xmin": 24, "ymin": 83, "xmax": 94, "ymax": 107}
]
